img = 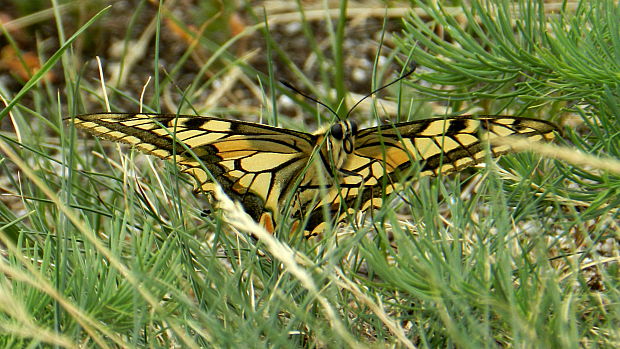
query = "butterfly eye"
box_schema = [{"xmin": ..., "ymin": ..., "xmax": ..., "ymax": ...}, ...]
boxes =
[
  {"xmin": 349, "ymin": 120, "xmax": 358, "ymax": 135},
  {"xmin": 330, "ymin": 123, "xmax": 344, "ymax": 140}
]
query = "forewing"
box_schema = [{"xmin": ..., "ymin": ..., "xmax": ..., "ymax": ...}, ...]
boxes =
[{"xmin": 71, "ymin": 113, "xmax": 317, "ymax": 224}]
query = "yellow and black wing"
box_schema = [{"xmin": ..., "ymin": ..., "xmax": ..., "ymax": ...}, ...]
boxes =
[
  {"xmin": 71, "ymin": 112, "xmax": 319, "ymax": 229},
  {"xmin": 303, "ymin": 116, "xmax": 558, "ymax": 234}
]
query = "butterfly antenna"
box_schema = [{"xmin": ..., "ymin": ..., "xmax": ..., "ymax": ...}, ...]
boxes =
[
  {"xmin": 280, "ymin": 80, "xmax": 340, "ymax": 120},
  {"xmin": 345, "ymin": 63, "xmax": 417, "ymax": 119}
]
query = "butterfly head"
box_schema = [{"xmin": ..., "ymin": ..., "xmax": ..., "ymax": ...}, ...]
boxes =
[{"xmin": 324, "ymin": 120, "xmax": 358, "ymax": 169}]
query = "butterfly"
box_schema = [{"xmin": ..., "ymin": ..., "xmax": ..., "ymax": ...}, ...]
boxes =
[{"xmin": 70, "ymin": 112, "xmax": 558, "ymax": 236}]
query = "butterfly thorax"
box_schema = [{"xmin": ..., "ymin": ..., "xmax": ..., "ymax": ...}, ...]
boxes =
[{"xmin": 290, "ymin": 120, "xmax": 358, "ymax": 218}]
